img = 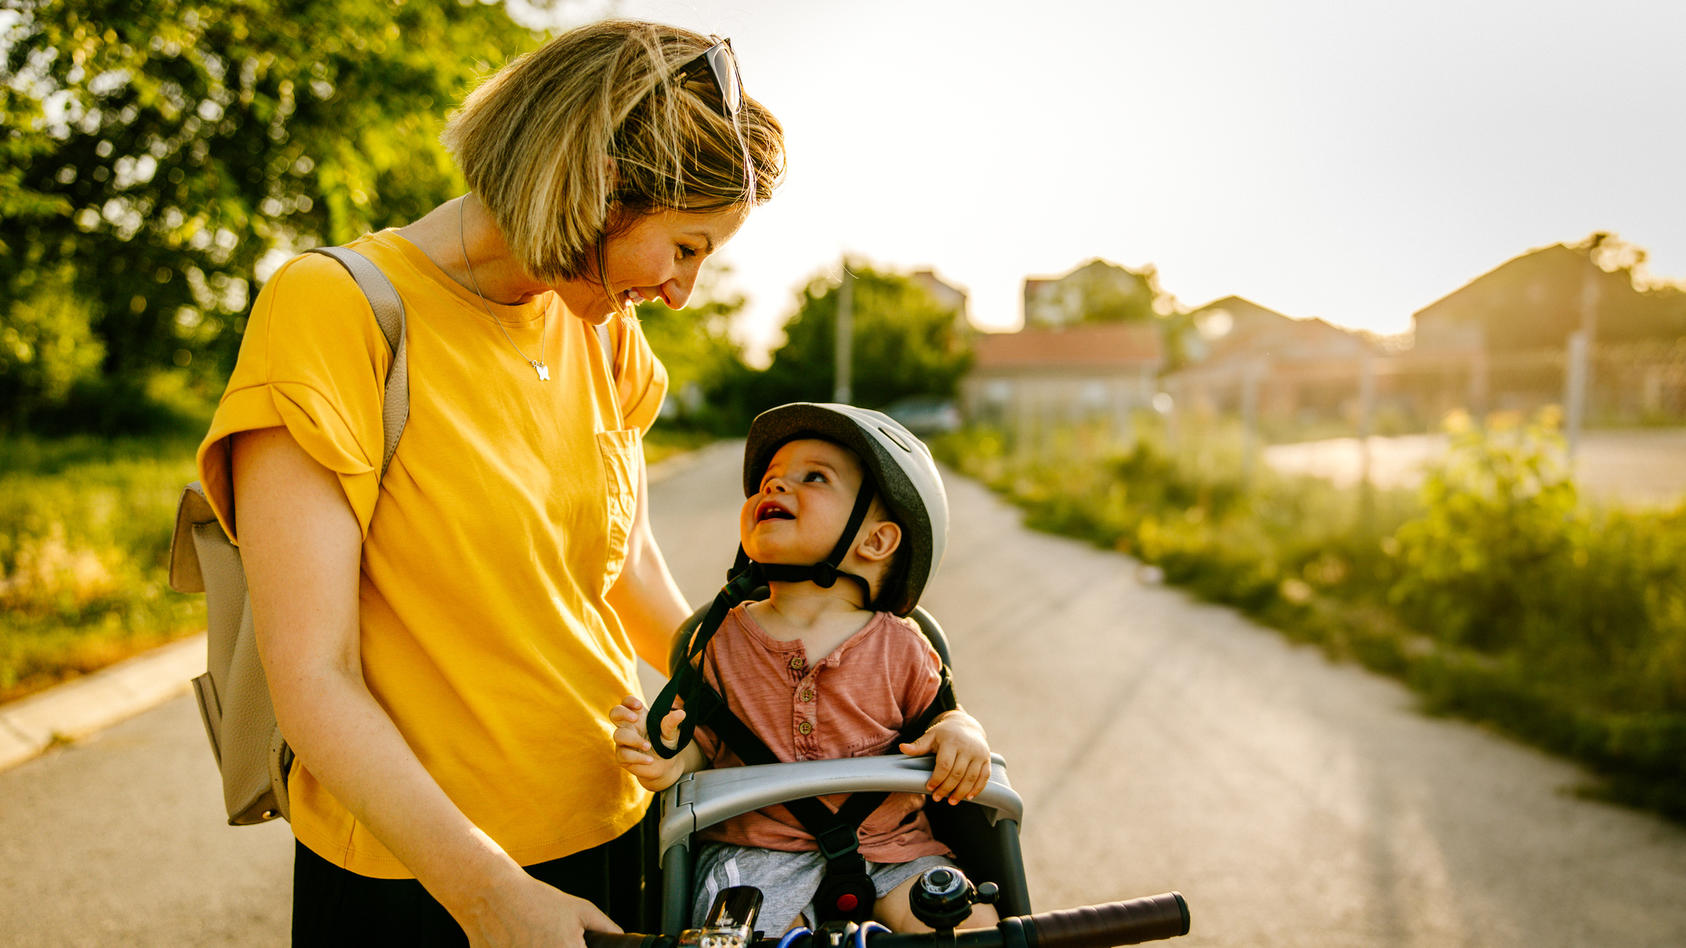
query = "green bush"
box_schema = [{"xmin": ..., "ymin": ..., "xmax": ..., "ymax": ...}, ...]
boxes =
[
  {"xmin": 0, "ymin": 431, "xmax": 207, "ymax": 700},
  {"xmin": 935, "ymin": 417, "xmax": 1686, "ymax": 823}
]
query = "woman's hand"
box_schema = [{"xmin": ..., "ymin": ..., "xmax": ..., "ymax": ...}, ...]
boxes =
[
  {"xmin": 610, "ymin": 695, "xmax": 692, "ymax": 792},
  {"xmin": 453, "ymin": 872, "xmax": 621, "ymax": 948},
  {"xmin": 899, "ymin": 709, "xmax": 992, "ymax": 804}
]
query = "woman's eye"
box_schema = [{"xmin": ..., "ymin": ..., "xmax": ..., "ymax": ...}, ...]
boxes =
[{"xmin": 678, "ymin": 244, "xmax": 699, "ymax": 260}]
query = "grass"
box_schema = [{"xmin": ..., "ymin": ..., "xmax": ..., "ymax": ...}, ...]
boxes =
[
  {"xmin": 1, "ymin": 430, "xmax": 208, "ymax": 702},
  {"xmin": 932, "ymin": 415, "xmax": 1686, "ymax": 824},
  {"xmin": 0, "ymin": 422, "xmax": 715, "ymax": 704}
]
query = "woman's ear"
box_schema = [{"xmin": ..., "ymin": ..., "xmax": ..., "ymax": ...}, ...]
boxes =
[{"xmin": 854, "ymin": 520, "xmax": 901, "ymax": 564}]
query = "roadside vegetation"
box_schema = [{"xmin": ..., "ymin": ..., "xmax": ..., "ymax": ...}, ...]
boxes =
[
  {"xmin": 0, "ymin": 391, "xmax": 711, "ymax": 704},
  {"xmin": 932, "ymin": 412, "xmax": 1686, "ymax": 824}
]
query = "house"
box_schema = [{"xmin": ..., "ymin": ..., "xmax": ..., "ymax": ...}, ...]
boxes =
[
  {"xmin": 908, "ymin": 267, "xmax": 973, "ymax": 343},
  {"xmin": 1410, "ymin": 238, "xmax": 1686, "ymax": 419},
  {"xmin": 1163, "ymin": 296, "xmax": 1375, "ymax": 421},
  {"xmin": 1411, "ymin": 240, "xmax": 1668, "ymax": 352},
  {"xmin": 961, "ymin": 323, "xmax": 1164, "ymax": 442},
  {"xmin": 1022, "ymin": 258, "xmax": 1164, "ymax": 329}
]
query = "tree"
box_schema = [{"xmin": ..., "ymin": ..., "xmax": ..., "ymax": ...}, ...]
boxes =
[
  {"xmin": 1070, "ymin": 258, "xmax": 1170, "ymax": 325},
  {"xmin": 632, "ymin": 263, "xmax": 758, "ymax": 430},
  {"xmin": 750, "ymin": 263, "xmax": 971, "ymax": 415},
  {"xmin": 0, "ymin": 0, "xmax": 535, "ymax": 426},
  {"xmin": 1026, "ymin": 258, "xmax": 1178, "ymax": 329}
]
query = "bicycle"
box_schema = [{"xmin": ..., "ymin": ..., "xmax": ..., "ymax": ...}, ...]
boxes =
[{"xmin": 590, "ymin": 865, "xmax": 1189, "ymax": 948}]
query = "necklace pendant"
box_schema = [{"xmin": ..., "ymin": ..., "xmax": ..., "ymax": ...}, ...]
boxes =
[{"xmin": 533, "ymin": 361, "xmax": 550, "ymax": 381}]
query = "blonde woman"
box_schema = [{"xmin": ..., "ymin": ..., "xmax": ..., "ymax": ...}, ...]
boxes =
[{"xmin": 194, "ymin": 20, "xmax": 783, "ymax": 946}]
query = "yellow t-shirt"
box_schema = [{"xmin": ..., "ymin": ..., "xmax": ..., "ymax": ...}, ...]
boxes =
[{"xmin": 196, "ymin": 229, "xmax": 666, "ymax": 877}]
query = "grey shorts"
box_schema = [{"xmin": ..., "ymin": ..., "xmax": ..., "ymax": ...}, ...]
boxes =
[{"xmin": 691, "ymin": 842, "xmax": 954, "ymax": 934}]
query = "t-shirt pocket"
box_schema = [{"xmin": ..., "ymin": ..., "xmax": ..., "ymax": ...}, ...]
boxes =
[{"xmin": 596, "ymin": 427, "xmax": 642, "ymax": 591}]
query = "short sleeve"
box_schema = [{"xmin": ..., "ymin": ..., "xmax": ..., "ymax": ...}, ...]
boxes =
[
  {"xmin": 896, "ymin": 618, "xmax": 944, "ymax": 722},
  {"xmin": 606, "ymin": 315, "xmax": 668, "ymax": 434},
  {"xmin": 194, "ymin": 251, "xmax": 395, "ymax": 544}
]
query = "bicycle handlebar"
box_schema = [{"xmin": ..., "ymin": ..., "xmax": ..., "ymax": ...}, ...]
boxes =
[{"xmin": 584, "ymin": 892, "xmax": 1190, "ymax": 948}]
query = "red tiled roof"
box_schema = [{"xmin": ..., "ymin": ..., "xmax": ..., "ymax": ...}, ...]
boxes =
[{"xmin": 972, "ymin": 323, "xmax": 1163, "ymax": 369}]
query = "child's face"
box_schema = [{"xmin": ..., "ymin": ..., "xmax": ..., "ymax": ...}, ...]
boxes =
[{"xmin": 740, "ymin": 438, "xmax": 867, "ymax": 566}]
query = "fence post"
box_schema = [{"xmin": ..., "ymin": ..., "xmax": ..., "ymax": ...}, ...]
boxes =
[
  {"xmin": 1358, "ymin": 355, "xmax": 1376, "ymax": 528},
  {"xmin": 1565, "ymin": 330, "xmax": 1588, "ymax": 460},
  {"xmin": 1241, "ymin": 359, "xmax": 1263, "ymax": 482}
]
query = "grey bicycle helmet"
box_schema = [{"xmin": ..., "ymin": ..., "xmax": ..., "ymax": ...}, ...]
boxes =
[{"xmin": 742, "ymin": 402, "xmax": 949, "ymax": 616}]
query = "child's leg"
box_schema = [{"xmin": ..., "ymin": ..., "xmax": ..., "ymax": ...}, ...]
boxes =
[
  {"xmin": 868, "ymin": 857, "xmax": 1001, "ymax": 933},
  {"xmin": 691, "ymin": 843, "xmax": 827, "ymax": 934}
]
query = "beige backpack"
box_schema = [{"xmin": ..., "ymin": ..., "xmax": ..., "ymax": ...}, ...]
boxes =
[{"xmin": 168, "ymin": 246, "xmax": 408, "ymax": 825}]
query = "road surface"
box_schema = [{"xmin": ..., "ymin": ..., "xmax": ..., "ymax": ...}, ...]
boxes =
[{"xmin": 3, "ymin": 440, "xmax": 1684, "ymax": 945}]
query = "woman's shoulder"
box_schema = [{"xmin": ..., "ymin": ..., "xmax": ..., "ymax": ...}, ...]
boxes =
[{"xmin": 256, "ymin": 245, "xmax": 378, "ymax": 318}]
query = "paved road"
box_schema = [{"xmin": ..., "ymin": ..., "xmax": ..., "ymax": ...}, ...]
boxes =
[
  {"xmin": 5, "ymin": 440, "xmax": 1685, "ymax": 945},
  {"xmin": 1263, "ymin": 428, "xmax": 1686, "ymax": 507}
]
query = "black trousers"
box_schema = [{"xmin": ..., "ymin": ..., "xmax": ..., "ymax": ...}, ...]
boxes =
[{"xmin": 291, "ymin": 813, "xmax": 654, "ymax": 946}]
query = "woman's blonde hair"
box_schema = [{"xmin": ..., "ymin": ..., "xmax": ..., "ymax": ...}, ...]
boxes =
[{"xmin": 443, "ymin": 19, "xmax": 785, "ymax": 282}]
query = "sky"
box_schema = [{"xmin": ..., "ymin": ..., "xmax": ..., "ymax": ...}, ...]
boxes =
[{"xmin": 525, "ymin": 0, "xmax": 1686, "ymax": 357}]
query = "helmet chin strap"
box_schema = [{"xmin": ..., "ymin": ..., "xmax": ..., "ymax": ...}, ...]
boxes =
[
  {"xmin": 752, "ymin": 479, "xmax": 876, "ymax": 607},
  {"xmin": 644, "ymin": 480, "xmax": 879, "ymax": 760}
]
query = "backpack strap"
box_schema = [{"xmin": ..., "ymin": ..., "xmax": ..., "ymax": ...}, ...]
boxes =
[{"xmin": 305, "ymin": 246, "xmax": 408, "ymax": 476}]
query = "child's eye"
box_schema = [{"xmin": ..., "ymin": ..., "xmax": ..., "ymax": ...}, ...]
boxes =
[{"xmin": 803, "ymin": 471, "xmax": 827, "ymax": 483}]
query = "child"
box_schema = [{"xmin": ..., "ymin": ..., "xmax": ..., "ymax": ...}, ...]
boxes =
[{"xmin": 610, "ymin": 403, "xmax": 998, "ymax": 935}]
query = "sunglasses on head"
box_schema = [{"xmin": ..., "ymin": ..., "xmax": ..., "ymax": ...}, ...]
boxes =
[
  {"xmin": 676, "ymin": 36, "xmax": 743, "ymax": 118},
  {"xmin": 675, "ymin": 36, "xmax": 756, "ymax": 202}
]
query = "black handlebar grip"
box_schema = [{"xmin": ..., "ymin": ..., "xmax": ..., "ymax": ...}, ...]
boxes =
[
  {"xmin": 583, "ymin": 934, "xmax": 675, "ymax": 948},
  {"xmin": 1015, "ymin": 892, "xmax": 1190, "ymax": 948}
]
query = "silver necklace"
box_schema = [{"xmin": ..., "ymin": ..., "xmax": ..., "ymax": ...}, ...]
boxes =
[{"xmin": 459, "ymin": 197, "xmax": 549, "ymax": 381}]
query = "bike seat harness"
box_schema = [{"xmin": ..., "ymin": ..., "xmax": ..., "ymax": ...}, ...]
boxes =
[
  {"xmin": 646, "ymin": 404, "xmax": 957, "ymax": 924},
  {"xmin": 649, "ymin": 556, "xmax": 959, "ymax": 923}
]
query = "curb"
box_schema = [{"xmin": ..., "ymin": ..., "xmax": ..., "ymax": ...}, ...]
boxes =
[{"xmin": 0, "ymin": 634, "xmax": 204, "ymax": 772}]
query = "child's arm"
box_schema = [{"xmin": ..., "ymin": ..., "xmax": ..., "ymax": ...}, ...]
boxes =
[
  {"xmin": 899, "ymin": 708, "xmax": 992, "ymax": 805},
  {"xmin": 610, "ymin": 695, "xmax": 704, "ymax": 792}
]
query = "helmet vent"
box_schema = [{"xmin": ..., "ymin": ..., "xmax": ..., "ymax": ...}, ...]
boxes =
[{"xmin": 877, "ymin": 425, "xmax": 913, "ymax": 453}]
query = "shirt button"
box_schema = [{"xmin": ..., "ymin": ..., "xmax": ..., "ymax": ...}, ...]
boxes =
[
  {"xmin": 799, "ymin": 689, "xmax": 815, "ymax": 703},
  {"xmin": 797, "ymin": 721, "xmax": 814, "ymax": 735},
  {"xmin": 788, "ymin": 655, "xmax": 805, "ymax": 670}
]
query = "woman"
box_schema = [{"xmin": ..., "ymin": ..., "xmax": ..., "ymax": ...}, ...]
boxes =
[{"xmin": 193, "ymin": 20, "xmax": 783, "ymax": 945}]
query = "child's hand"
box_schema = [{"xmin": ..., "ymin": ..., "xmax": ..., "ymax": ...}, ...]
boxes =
[
  {"xmin": 899, "ymin": 709, "xmax": 991, "ymax": 804},
  {"xmin": 610, "ymin": 695, "xmax": 689, "ymax": 792}
]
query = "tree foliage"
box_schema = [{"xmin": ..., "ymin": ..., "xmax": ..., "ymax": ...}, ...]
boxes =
[
  {"xmin": 1028, "ymin": 258, "xmax": 1178, "ymax": 328},
  {"xmin": 0, "ymin": 0, "xmax": 535, "ymax": 426},
  {"xmin": 633, "ymin": 264, "xmax": 754, "ymax": 430},
  {"xmin": 749, "ymin": 263, "xmax": 972, "ymax": 415}
]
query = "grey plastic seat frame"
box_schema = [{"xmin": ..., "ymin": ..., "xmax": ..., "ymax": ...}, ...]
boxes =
[{"xmin": 653, "ymin": 603, "xmax": 1032, "ymax": 932}]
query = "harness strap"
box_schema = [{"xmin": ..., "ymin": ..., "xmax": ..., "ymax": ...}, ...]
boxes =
[
  {"xmin": 897, "ymin": 667, "xmax": 959, "ymax": 746},
  {"xmin": 646, "ymin": 560, "xmax": 764, "ymax": 759}
]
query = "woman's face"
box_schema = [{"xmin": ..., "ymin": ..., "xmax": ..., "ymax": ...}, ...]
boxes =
[{"xmin": 558, "ymin": 205, "xmax": 749, "ymax": 322}]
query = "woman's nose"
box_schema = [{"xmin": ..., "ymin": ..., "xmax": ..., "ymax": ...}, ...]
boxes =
[{"xmin": 661, "ymin": 274, "xmax": 695, "ymax": 309}]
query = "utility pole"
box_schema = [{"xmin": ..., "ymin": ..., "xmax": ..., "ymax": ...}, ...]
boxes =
[{"xmin": 833, "ymin": 260, "xmax": 853, "ymax": 404}]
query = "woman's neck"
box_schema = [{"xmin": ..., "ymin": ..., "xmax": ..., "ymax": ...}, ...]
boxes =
[{"xmin": 399, "ymin": 194, "xmax": 546, "ymax": 304}]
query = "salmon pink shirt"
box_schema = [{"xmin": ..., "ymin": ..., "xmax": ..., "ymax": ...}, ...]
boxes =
[{"xmin": 694, "ymin": 605, "xmax": 951, "ymax": 863}]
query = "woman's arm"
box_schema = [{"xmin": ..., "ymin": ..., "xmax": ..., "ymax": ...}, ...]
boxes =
[
  {"xmin": 604, "ymin": 451, "xmax": 688, "ymax": 674},
  {"xmin": 234, "ymin": 427, "xmax": 617, "ymax": 946}
]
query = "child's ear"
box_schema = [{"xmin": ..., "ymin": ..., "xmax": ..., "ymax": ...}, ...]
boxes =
[{"xmin": 854, "ymin": 520, "xmax": 901, "ymax": 564}]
